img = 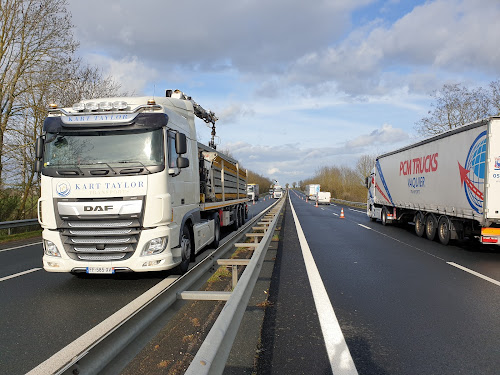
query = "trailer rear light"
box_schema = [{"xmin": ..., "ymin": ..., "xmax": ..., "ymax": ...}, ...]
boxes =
[{"xmin": 481, "ymin": 236, "xmax": 498, "ymax": 243}]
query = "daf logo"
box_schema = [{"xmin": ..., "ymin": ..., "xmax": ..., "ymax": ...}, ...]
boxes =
[{"xmin": 84, "ymin": 205, "xmax": 113, "ymax": 212}]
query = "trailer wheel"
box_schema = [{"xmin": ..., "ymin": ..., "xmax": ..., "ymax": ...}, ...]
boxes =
[
  {"xmin": 175, "ymin": 225, "xmax": 192, "ymax": 274},
  {"xmin": 425, "ymin": 214, "xmax": 437, "ymax": 241},
  {"xmin": 381, "ymin": 207, "xmax": 388, "ymax": 226},
  {"xmin": 414, "ymin": 212, "xmax": 425, "ymax": 237},
  {"xmin": 438, "ymin": 216, "xmax": 451, "ymax": 245}
]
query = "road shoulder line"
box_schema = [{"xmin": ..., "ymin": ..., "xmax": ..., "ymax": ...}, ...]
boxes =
[{"xmin": 288, "ymin": 195, "xmax": 358, "ymax": 375}]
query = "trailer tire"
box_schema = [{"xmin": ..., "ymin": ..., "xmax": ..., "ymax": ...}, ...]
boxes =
[
  {"xmin": 425, "ymin": 214, "xmax": 437, "ymax": 241},
  {"xmin": 415, "ymin": 212, "xmax": 425, "ymax": 237},
  {"xmin": 175, "ymin": 225, "xmax": 192, "ymax": 274},
  {"xmin": 438, "ymin": 216, "xmax": 451, "ymax": 245},
  {"xmin": 381, "ymin": 207, "xmax": 388, "ymax": 226}
]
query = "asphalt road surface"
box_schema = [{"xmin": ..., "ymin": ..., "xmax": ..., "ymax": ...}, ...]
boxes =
[
  {"xmin": 0, "ymin": 196, "xmax": 274, "ymax": 375},
  {"xmin": 278, "ymin": 190, "xmax": 500, "ymax": 374}
]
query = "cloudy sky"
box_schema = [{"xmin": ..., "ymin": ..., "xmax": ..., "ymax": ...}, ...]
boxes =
[{"xmin": 67, "ymin": 0, "xmax": 500, "ymax": 186}]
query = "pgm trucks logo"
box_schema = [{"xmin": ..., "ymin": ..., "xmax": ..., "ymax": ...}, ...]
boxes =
[
  {"xmin": 458, "ymin": 131, "xmax": 486, "ymax": 214},
  {"xmin": 56, "ymin": 181, "xmax": 71, "ymax": 197}
]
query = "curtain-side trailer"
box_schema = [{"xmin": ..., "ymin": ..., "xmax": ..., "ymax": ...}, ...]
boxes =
[{"xmin": 367, "ymin": 117, "xmax": 500, "ymax": 246}]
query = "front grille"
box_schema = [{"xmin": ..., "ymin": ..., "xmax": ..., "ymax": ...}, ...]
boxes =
[{"xmin": 61, "ymin": 219, "xmax": 140, "ymax": 262}]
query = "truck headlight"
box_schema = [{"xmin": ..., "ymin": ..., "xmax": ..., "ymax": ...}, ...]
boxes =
[
  {"xmin": 43, "ymin": 240, "xmax": 61, "ymax": 257},
  {"xmin": 142, "ymin": 236, "xmax": 168, "ymax": 256}
]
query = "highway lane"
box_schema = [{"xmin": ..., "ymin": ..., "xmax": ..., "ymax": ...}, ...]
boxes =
[
  {"xmin": 0, "ymin": 197, "xmax": 274, "ymax": 375},
  {"xmin": 288, "ymin": 191, "xmax": 500, "ymax": 374}
]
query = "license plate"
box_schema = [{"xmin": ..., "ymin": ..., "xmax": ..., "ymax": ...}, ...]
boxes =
[{"xmin": 86, "ymin": 267, "xmax": 115, "ymax": 274}]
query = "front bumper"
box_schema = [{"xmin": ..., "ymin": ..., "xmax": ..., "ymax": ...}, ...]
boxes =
[{"xmin": 42, "ymin": 225, "xmax": 181, "ymax": 273}]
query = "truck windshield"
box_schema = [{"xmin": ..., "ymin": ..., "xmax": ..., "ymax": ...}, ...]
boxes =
[{"xmin": 43, "ymin": 129, "xmax": 164, "ymax": 167}]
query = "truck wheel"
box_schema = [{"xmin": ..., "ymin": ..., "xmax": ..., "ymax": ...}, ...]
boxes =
[
  {"xmin": 381, "ymin": 208, "xmax": 388, "ymax": 226},
  {"xmin": 175, "ymin": 225, "xmax": 192, "ymax": 274},
  {"xmin": 438, "ymin": 216, "xmax": 451, "ymax": 245},
  {"xmin": 415, "ymin": 212, "xmax": 425, "ymax": 237},
  {"xmin": 211, "ymin": 215, "xmax": 220, "ymax": 248},
  {"xmin": 425, "ymin": 214, "xmax": 437, "ymax": 241}
]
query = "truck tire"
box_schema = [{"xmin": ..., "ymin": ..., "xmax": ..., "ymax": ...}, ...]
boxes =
[
  {"xmin": 425, "ymin": 214, "xmax": 437, "ymax": 241},
  {"xmin": 415, "ymin": 212, "xmax": 425, "ymax": 237},
  {"xmin": 381, "ymin": 207, "xmax": 388, "ymax": 226},
  {"xmin": 438, "ymin": 216, "xmax": 451, "ymax": 245},
  {"xmin": 174, "ymin": 225, "xmax": 192, "ymax": 274}
]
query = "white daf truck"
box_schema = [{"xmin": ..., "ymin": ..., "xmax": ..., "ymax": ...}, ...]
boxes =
[
  {"xmin": 367, "ymin": 117, "xmax": 500, "ymax": 246},
  {"xmin": 35, "ymin": 90, "xmax": 248, "ymax": 275}
]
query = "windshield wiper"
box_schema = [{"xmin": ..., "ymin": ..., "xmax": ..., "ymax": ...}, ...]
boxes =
[
  {"xmin": 117, "ymin": 160, "xmax": 152, "ymax": 174},
  {"xmin": 48, "ymin": 163, "xmax": 84, "ymax": 176},
  {"xmin": 95, "ymin": 162, "xmax": 118, "ymax": 175}
]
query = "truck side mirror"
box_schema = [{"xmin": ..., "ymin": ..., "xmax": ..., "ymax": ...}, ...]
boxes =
[
  {"xmin": 175, "ymin": 133, "xmax": 187, "ymax": 154},
  {"xmin": 34, "ymin": 159, "xmax": 43, "ymax": 173},
  {"xmin": 177, "ymin": 156, "xmax": 189, "ymax": 169},
  {"xmin": 35, "ymin": 136, "xmax": 44, "ymax": 159},
  {"xmin": 365, "ymin": 176, "xmax": 369, "ymax": 188}
]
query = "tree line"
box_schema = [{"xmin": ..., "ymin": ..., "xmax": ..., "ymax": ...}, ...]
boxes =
[
  {"xmin": 296, "ymin": 154, "xmax": 375, "ymax": 203},
  {"xmin": 0, "ymin": 0, "xmax": 124, "ymax": 221}
]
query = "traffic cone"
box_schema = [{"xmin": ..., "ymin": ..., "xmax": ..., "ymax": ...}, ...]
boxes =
[
  {"xmin": 306, "ymin": 196, "xmax": 308, "ymax": 202},
  {"xmin": 340, "ymin": 208, "xmax": 345, "ymax": 219},
  {"xmin": 315, "ymin": 199, "xmax": 318, "ymax": 207}
]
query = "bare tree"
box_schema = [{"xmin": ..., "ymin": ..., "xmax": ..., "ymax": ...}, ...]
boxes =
[
  {"xmin": 356, "ymin": 154, "xmax": 376, "ymax": 182},
  {"xmin": 0, "ymin": 0, "xmax": 78, "ymax": 186},
  {"xmin": 415, "ymin": 83, "xmax": 492, "ymax": 137}
]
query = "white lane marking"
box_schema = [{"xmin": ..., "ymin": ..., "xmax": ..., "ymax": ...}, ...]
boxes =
[
  {"xmin": 358, "ymin": 224, "xmax": 371, "ymax": 230},
  {"xmin": 27, "ymin": 275, "xmax": 179, "ymax": 374},
  {"xmin": 289, "ymin": 196, "xmax": 358, "ymax": 375},
  {"xmin": 321, "ymin": 208, "xmax": 325, "ymax": 211},
  {"xmin": 0, "ymin": 268, "xmax": 42, "ymax": 282},
  {"xmin": 447, "ymin": 262, "xmax": 500, "ymax": 287},
  {"xmin": 348, "ymin": 208, "xmax": 365, "ymax": 213},
  {"xmin": 0, "ymin": 241, "xmax": 42, "ymax": 253},
  {"xmin": 333, "ymin": 213, "xmax": 339, "ymax": 216}
]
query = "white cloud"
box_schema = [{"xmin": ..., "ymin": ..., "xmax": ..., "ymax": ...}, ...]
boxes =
[
  {"xmin": 85, "ymin": 54, "xmax": 159, "ymax": 95},
  {"xmin": 346, "ymin": 124, "xmax": 409, "ymax": 148}
]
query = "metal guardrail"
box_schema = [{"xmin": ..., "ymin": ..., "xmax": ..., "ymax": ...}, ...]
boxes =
[
  {"xmin": 27, "ymin": 196, "xmax": 284, "ymax": 375},
  {"xmin": 331, "ymin": 198, "xmax": 367, "ymax": 209},
  {"xmin": 185, "ymin": 194, "xmax": 286, "ymax": 375},
  {"xmin": 0, "ymin": 218, "xmax": 39, "ymax": 234}
]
